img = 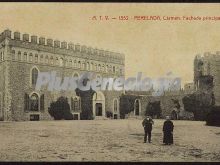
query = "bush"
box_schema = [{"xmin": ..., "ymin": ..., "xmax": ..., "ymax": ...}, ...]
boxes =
[
  {"xmin": 145, "ymin": 101, "xmax": 161, "ymax": 118},
  {"xmin": 106, "ymin": 111, "xmax": 113, "ymax": 118},
  {"xmin": 48, "ymin": 96, "xmax": 73, "ymax": 120},
  {"xmin": 206, "ymin": 106, "xmax": 220, "ymax": 126}
]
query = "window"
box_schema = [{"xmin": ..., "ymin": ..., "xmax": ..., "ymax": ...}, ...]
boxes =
[
  {"xmin": 120, "ymin": 68, "xmax": 123, "ymax": 74},
  {"xmin": 56, "ymin": 57, "xmax": 59, "ymax": 65},
  {"xmin": 29, "ymin": 53, "xmax": 33, "ymax": 62},
  {"xmin": 35, "ymin": 54, "xmax": 38, "ymax": 63},
  {"xmin": 94, "ymin": 63, "xmax": 97, "ymax": 71},
  {"xmin": 74, "ymin": 60, "xmax": 77, "ymax": 68},
  {"xmin": 31, "ymin": 67, "xmax": 38, "ymax": 86},
  {"xmin": 102, "ymin": 65, "xmax": 105, "ymax": 72},
  {"xmin": 91, "ymin": 62, "xmax": 94, "ymax": 71},
  {"xmin": 45, "ymin": 56, "xmax": 49, "ymax": 64},
  {"xmin": 40, "ymin": 55, "xmax": 44, "ymax": 63},
  {"xmin": 50, "ymin": 56, "xmax": 54, "ymax": 65},
  {"xmin": 78, "ymin": 61, "xmax": 81, "ymax": 68},
  {"xmin": 82, "ymin": 62, "xmax": 85, "ymax": 69},
  {"xmin": 18, "ymin": 51, "xmax": 21, "ymax": 61},
  {"xmin": 113, "ymin": 66, "xmax": 116, "ymax": 73},
  {"xmin": 24, "ymin": 52, "xmax": 27, "ymax": 61},
  {"xmin": 60, "ymin": 58, "xmax": 63, "ymax": 66},
  {"xmin": 86, "ymin": 62, "xmax": 90, "ymax": 70},
  {"xmin": 30, "ymin": 93, "xmax": 39, "ymax": 111},
  {"xmin": 98, "ymin": 64, "xmax": 101, "ymax": 71},
  {"xmin": 69, "ymin": 59, "xmax": 72, "ymax": 67},
  {"xmin": 71, "ymin": 97, "xmax": 81, "ymax": 112},
  {"xmin": 113, "ymin": 99, "xmax": 118, "ymax": 113},
  {"xmin": 12, "ymin": 50, "xmax": 15, "ymax": 60},
  {"xmin": 0, "ymin": 52, "xmax": 2, "ymax": 61}
]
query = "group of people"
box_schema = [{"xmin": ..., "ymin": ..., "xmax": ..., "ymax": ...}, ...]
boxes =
[{"xmin": 142, "ymin": 116, "xmax": 174, "ymax": 145}]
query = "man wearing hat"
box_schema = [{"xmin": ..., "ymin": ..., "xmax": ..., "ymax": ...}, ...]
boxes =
[
  {"xmin": 142, "ymin": 116, "xmax": 154, "ymax": 143},
  {"xmin": 163, "ymin": 116, "xmax": 174, "ymax": 145}
]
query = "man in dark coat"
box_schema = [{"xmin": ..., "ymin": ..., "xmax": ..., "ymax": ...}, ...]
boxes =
[
  {"xmin": 163, "ymin": 116, "xmax": 174, "ymax": 145},
  {"xmin": 142, "ymin": 116, "xmax": 154, "ymax": 143}
]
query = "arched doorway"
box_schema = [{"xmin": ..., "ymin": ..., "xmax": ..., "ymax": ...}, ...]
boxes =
[
  {"xmin": 92, "ymin": 91, "xmax": 105, "ymax": 118},
  {"xmin": 134, "ymin": 99, "xmax": 141, "ymax": 116}
]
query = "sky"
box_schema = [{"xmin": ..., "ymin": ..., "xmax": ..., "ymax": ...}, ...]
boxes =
[{"xmin": 0, "ymin": 3, "xmax": 220, "ymax": 86}]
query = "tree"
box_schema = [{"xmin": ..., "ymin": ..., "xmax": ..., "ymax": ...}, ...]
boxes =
[
  {"xmin": 48, "ymin": 96, "xmax": 73, "ymax": 120},
  {"xmin": 145, "ymin": 101, "xmax": 161, "ymax": 118}
]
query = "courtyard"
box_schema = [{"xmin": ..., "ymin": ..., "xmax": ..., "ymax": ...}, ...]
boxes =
[{"xmin": 0, "ymin": 119, "xmax": 219, "ymax": 162}]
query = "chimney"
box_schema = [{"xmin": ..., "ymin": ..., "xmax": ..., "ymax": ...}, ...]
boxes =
[
  {"xmin": 14, "ymin": 31, "xmax": 21, "ymax": 40},
  {"xmin": 39, "ymin": 37, "xmax": 45, "ymax": 45},
  {"xmin": 31, "ymin": 35, "xmax": 38, "ymax": 44},
  {"xmin": 47, "ymin": 39, "xmax": 53, "ymax": 47}
]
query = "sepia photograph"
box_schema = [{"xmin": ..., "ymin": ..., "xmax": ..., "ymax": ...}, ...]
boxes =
[{"xmin": 0, "ymin": 2, "xmax": 219, "ymax": 162}]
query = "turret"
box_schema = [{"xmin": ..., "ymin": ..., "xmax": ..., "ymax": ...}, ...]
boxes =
[
  {"xmin": 23, "ymin": 33, "xmax": 29, "ymax": 42},
  {"xmin": 47, "ymin": 39, "xmax": 53, "ymax": 47},
  {"xmin": 39, "ymin": 37, "xmax": 45, "ymax": 45},
  {"xmin": 14, "ymin": 31, "xmax": 21, "ymax": 40},
  {"xmin": 31, "ymin": 35, "xmax": 38, "ymax": 44}
]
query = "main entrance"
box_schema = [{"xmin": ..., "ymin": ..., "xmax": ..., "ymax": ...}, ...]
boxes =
[
  {"xmin": 92, "ymin": 91, "xmax": 105, "ymax": 118},
  {"xmin": 95, "ymin": 103, "xmax": 103, "ymax": 116}
]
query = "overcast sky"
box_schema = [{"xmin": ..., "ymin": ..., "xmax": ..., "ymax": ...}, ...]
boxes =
[{"xmin": 0, "ymin": 3, "xmax": 220, "ymax": 86}]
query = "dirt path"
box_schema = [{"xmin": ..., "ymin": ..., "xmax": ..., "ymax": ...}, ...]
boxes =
[{"xmin": 0, "ymin": 119, "xmax": 219, "ymax": 162}]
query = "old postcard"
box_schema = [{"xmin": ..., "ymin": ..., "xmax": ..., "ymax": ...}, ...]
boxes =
[{"xmin": 0, "ymin": 2, "xmax": 219, "ymax": 162}]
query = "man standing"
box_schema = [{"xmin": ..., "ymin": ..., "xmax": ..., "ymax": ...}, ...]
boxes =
[
  {"xmin": 163, "ymin": 116, "xmax": 174, "ymax": 145},
  {"xmin": 142, "ymin": 116, "xmax": 154, "ymax": 143}
]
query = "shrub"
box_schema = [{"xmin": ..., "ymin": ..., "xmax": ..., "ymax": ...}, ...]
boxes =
[
  {"xmin": 48, "ymin": 96, "xmax": 73, "ymax": 120},
  {"xmin": 106, "ymin": 111, "xmax": 113, "ymax": 118},
  {"xmin": 145, "ymin": 101, "xmax": 161, "ymax": 118},
  {"xmin": 206, "ymin": 106, "xmax": 220, "ymax": 126}
]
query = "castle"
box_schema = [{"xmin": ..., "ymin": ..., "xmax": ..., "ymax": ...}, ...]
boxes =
[
  {"xmin": 194, "ymin": 52, "xmax": 220, "ymax": 106},
  {"xmin": 0, "ymin": 29, "xmax": 125, "ymax": 121}
]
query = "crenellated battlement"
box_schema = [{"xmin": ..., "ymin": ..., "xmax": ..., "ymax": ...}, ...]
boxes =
[{"xmin": 0, "ymin": 29, "xmax": 125, "ymax": 61}]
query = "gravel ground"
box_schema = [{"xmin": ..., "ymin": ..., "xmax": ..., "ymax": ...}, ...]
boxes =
[{"xmin": 0, "ymin": 119, "xmax": 219, "ymax": 162}]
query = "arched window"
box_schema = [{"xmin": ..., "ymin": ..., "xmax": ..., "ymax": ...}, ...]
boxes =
[
  {"xmin": 91, "ymin": 62, "xmax": 94, "ymax": 71},
  {"xmin": 82, "ymin": 62, "xmax": 85, "ymax": 69},
  {"xmin": 35, "ymin": 54, "xmax": 38, "ymax": 63},
  {"xmin": 50, "ymin": 56, "xmax": 54, "ymax": 65},
  {"xmin": 69, "ymin": 59, "xmax": 72, "ymax": 67},
  {"xmin": 94, "ymin": 63, "xmax": 97, "ymax": 71},
  {"xmin": 102, "ymin": 64, "xmax": 105, "ymax": 72},
  {"xmin": 24, "ymin": 52, "xmax": 27, "ymax": 61},
  {"xmin": 134, "ymin": 99, "xmax": 141, "ymax": 116},
  {"xmin": 74, "ymin": 60, "xmax": 77, "ymax": 68},
  {"xmin": 60, "ymin": 58, "xmax": 63, "ymax": 66},
  {"xmin": 0, "ymin": 52, "xmax": 2, "ymax": 61},
  {"xmin": 30, "ymin": 93, "xmax": 39, "ymax": 111},
  {"xmin": 18, "ymin": 51, "xmax": 21, "ymax": 61},
  {"xmin": 78, "ymin": 61, "xmax": 81, "ymax": 68},
  {"xmin": 12, "ymin": 50, "xmax": 15, "ymax": 60},
  {"xmin": 86, "ymin": 62, "xmax": 90, "ymax": 70},
  {"xmin": 113, "ymin": 66, "xmax": 116, "ymax": 73},
  {"xmin": 56, "ymin": 57, "xmax": 59, "ymax": 65},
  {"xmin": 40, "ymin": 55, "xmax": 44, "ymax": 63},
  {"xmin": 29, "ymin": 53, "xmax": 33, "ymax": 62},
  {"xmin": 45, "ymin": 56, "xmax": 49, "ymax": 64},
  {"xmin": 31, "ymin": 67, "xmax": 38, "ymax": 86},
  {"xmin": 113, "ymin": 99, "xmax": 118, "ymax": 113},
  {"xmin": 98, "ymin": 64, "xmax": 101, "ymax": 71}
]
